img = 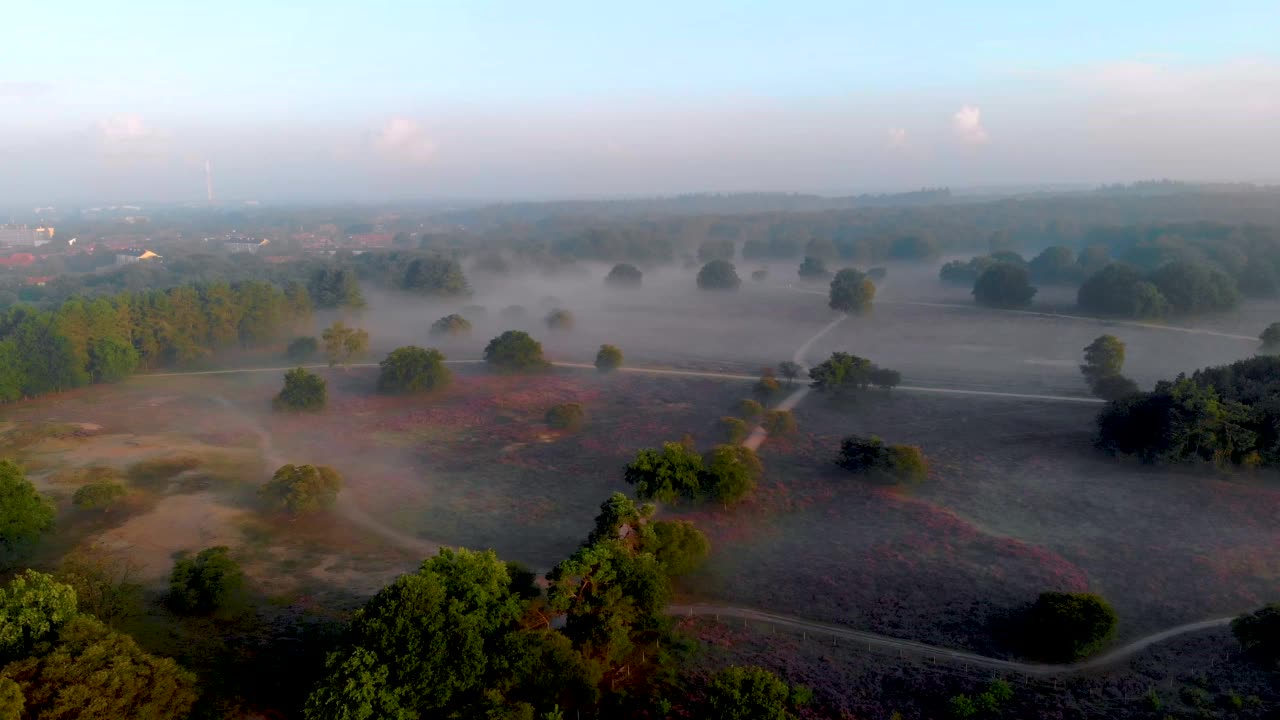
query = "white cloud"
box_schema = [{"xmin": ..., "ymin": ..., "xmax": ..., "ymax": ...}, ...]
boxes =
[
  {"xmin": 372, "ymin": 117, "xmax": 437, "ymax": 164},
  {"xmin": 952, "ymin": 105, "xmax": 988, "ymax": 145},
  {"xmin": 887, "ymin": 127, "xmax": 909, "ymax": 150}
]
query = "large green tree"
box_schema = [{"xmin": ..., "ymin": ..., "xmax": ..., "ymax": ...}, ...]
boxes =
[
  {"xmin": 308, "ymin": 267, "xmax": 365, "ymax": 309},
  {"xmin": 703, "ymin": 666, "xmax": 806, "ymax": 720},
  {"xmin": 377, "ymin": 346, "xmax": 451, "ymax": 394},
  {"xmin": 828, "ymin": 268, "xmax": 875, "ymax": 314},
  {"xmin": 260, "ymin": 464, "xmax": 343, "ymax": 514},
  {"xmin": 808, "ymin": 352, "xmax": 897, "ymax": 396},
  {"xmin": 0, "ymin": 571, "xmax": 78, "ymax": 658},
  {"xmin": 0, "ymin": 462, "xmax": 54, "ymax": 564},
  {"xmin": 973, "ymin": 263, "xmax": 1037, "ymax": 308},
  {"xmin": 1148, "ymin": 260, "xmax": 1240, "ymax": 314},
  {"xmin": 168, "ymin": 546, "xmax": 245, "ymax": 615},
  {"xmin": 696, "ymin": 260, "xmax": 741, "ymax": 291},
  {"xmin": 1028, "ymin": 246, "xmax": 1078, "ymax": 284},
  {"xmin": 273, "ymin": 367, "xmax": 327, "ymax": 412},
  {"xmin": 624, "ymin": 442, "xmax": 705, "ymax": 504},
  {"xmin": 702, "ymin": 444, "xmax": 762, "ymax": 504},
  {"xmin": 484, "ymin": 331, "xmax": 547, "ymax": 371}
]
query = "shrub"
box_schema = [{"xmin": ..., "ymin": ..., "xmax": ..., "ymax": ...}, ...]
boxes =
[
  {"xmin": 484, "ymin": 331, "xmax": 547, "ymax": 371},
  {"xmin": 545, "ymin": 403, "xmax": 586, "ymax": 431},
  {"xmin": 273, "ymin": 367, "xmax": 327, "ymax": 412},
  {"xmin": 377, "ymin": 346, "xmax": 452, "ymax": 394},
  {"xmin": 753, "ymin": 375, "xmax": 781, "ymax": 403},
  {"xmin": 72, "ymin": 481, "xmax": 127, "ymax": 511},
  {"xmin": 697, "ymin": 260, "xmax": 741, "ymax": 290},
  {"xmin": 594, "ymin": 344, "xmax": 623, "ymax": 372},
  {"xmin": 868, "ymin": 366, "xmax": 901, "ymax": 390},
  {"xmin": 0, "ymin": 461, "xmax": 55, "ymax": 561},
  {"xmin": 973, "ymin": 263, "xmax": 1036, "ymax": 308},
  {"xmin": 285, "ymin": 336, "xmax": 318, "ymax": 362},
  {"xmin": 429, "ymin": 314, "xmax": 472, "ymax": 337},
  {"xmin": 1023, "ymin": 591, "xmax": 1118, "ymax": 662},
  {"xmin": 703, "ymin": 444, "xmax": 762, "ymax": 505},
  {"xmin": 647, "ymin": 520, "xmax": 710, "ymax": 577},
  {"xmin": 836, "ymin": 435, "xmax": 927, "ymax": 484},
  {"xmin": 545, "ymin": 308, "xmax": 574, "ymax": 330},
  {"xmin": 721, "ymin": 416, "xmax": 750, "ymax": 444},
  {"xmin": 763, "ymin": 409, "xmax": 796, "ymax": 436},
  {"xmin": 168, "ymin": 546, "xmax": 244, "ymax": 615},
  {"xmin": 736, "ymin": 398, "xmax": 764, "ymax": 421},
  {"xmin": 604, "ymin": 263, "xmax": 643, "ymax": 288},
  {"xmin": 259, "ymin": 464, "xmax": 343, "ymax": 514}
]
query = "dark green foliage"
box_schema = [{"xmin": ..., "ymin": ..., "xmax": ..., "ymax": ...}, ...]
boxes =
[
  {"xmin": 1, "ymin": 615, "xmax": 198, "ymax": 720},
  {"xmin": 484, "ymin": 331, "xmax": 547, "ymax": 371},
  {"xmin": 1095, "ymin": 376, "xmax": 1259, "ymax": 466},
  {"xmin": 604, "ymin": 263, "xmax": 643, "ymax": 288},
  {"xmin": 168, "ymin": 546, "xmax": 245, "ymax": 615},
  {"xmin": 1080, "ymin": 335, "xmax": 1140, "ymax": 399},
  {"xmin": 696, "ymin": 260, "xmax": 741, "ymax": 290},
  {"xmin": 808, "ymin": 352, "xmax": 899, "ymax": 396},
  {"xmin": 702, "ymin": 444, "xmax": 762, "ymax": 504},
  {"xmin": 307, "ymin": 266, "xmax": 365, "ymax": 309},
  {"xmin": 645, "ymin": 520, "xmax": 710, "ymax": 576},
  {"xmin": 721, "ymin": 416, "xmax": 750, "ymax": 444},
  {"xmin": 594, "ymin": 344, "xmax": 623, "ymax": 372},
  {"xmin": 624, "ymin": 442, "xmax": 705, "ymax": 504},
  {"xmin": 545, "ymin": 308, "xmax": 574, "ymax": 330},
  {"xmin": 1090, "ymin": 374, "xmax": 1141, "ymax": 401},
  {"xmin": 545, "ymin": 403, "xmax": 586, "ymax": 431},
  {"xmin": 1028, "ymin": 245, "xmax": 1079, "ymax": 284},
  {"xmin": 753, "ymin": 374, "xmax": 781, "ymax": 403},
  {"xmin": 975, "ymin": 679, "xmax": 1014, "ymax": 714},
  {"xmin": 377, "ymin": 346, "xmax": 452, "ymax": 394},
  {"xmin": 889, "ymin": 235, "xmax": 939, "ymax": 260},
  {"xmin": 703, "ymin": 666, "xmax": 804, "ymax": 720},
  {"xmin": 697, "ymin": 239, "xmax": 736, "ymax": 262},
  {"xmin": 947, "ymin": 694, "xmax": 978, "ymax": 719},
  {"xmin": 836, "ymin": 435, "xmax": 928, "ymax": 484},
  {"xmin": 763, "ymin": 409, "xmax": 797, "ymax": 436},
  {"xmin": 797, "ymin": 256, "xmax": 828, "ymax": 279},
  {"xmin": 1148, "ymin": 260, "xmax": 1240, "ymax": 314},
  {"xmin": 0, "ymin": 461, "xmax": 54, "ymax": 563},
  {"xmin": 868, "ymin": 366, "xmax": 901, "ymax": 389},
  {"xmin": 57, "ymin": 550, "xmax": 144, "ymax": 627},
  {"xmin": 273, "ymin": 367, "xmax": 327, "ymax": 412},
  {"xmin": 260, "ymin": 464, "xmax": 343, "ymax": 514},
  {"xmin": 940, "ymin": 256, "xmax": 998, "ymax": 285},
  {"xmin": 973, "ymin": 263, "xmax": 1036, "ymax": 308},
  {"xmin": 321, "ymin": 321, "xmax": 369, "ymax": 367},
  {"xmin": 0, "ymin": 571, "xmax": 78, "ymax": 658},
  {"xmin": 1260, "ymin": 322, "xmax": 1280, "ymax": 353},
  {"xmin": 828, "ymin": 268, "xmax": 875, "ymax": 314},
  {"xmin": 1077, "ymin": 264, "xmax": 1169, "ymax": 318},
  {"xmin": 1022, "ymin": 592, "xmax": 1117, "ymax": 662},
  {"xmin": 87, "ymin": 337, "xmax": 139, "ymax": 383},
  {"xmin": 1232, "ymin": 604, "xmax": 1280, "ymax": 668},
  {"xmin": 989, "ymin": 250, "xmax": 1026, "ymax": 266},
  {"xmin": 285, "ymin": 336, "xmax": 319, "ymax": 362},
  {"xmin": 1077, "ymin": 245, "xmax": 1111, "ymax": 274},
  {"xmin": 430, "ymin": 313, "xmax": 472, "ymax": 337},
  {"xmin": 372, "ymin": 253, "xmax": 470, "ymax": 296},
  {"xmin": 72, "ymin": 480, "xmax": 127, "ymax": 511}
]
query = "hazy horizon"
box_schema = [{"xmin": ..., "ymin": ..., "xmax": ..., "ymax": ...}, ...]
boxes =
[{"xmin": 3, "ymin": 1, "xmax": 1278, "ymax": 205}]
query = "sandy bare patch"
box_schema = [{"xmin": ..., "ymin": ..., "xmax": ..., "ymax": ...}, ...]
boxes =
[{"xmin": 93, "ymin": 492, "xmax": 251, "ymax": 584}]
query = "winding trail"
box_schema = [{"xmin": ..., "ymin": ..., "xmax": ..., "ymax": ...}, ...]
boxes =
[{"xmin": 670, "ymin": 605, "xmax": 1235, "ymax": 676}]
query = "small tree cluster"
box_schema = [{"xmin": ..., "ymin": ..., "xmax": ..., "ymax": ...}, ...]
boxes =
[
  {"xmin": 836, "ymin": 435, "xmax": 927, "ymax": 484},
  {"xmin": 273, "ymin": 367, "xmax": 327, "ymax": 412},
  {"xmin": 624, "ymin": 441, "xmax": 762, "ymax": 506},
  {"xmin": 973, "ymin": 263, "xmax": 1037, "ymax": 309},
  {"xmin": 545, "ymin": 403, "xmax": 586, "ymax": 431},
  {"xmin": 594, "ymin": 344, "xmax": 623, "ymax": 372},
  {"xmin": 1080, "ymin": 335, "xmax": 1140, "ymax": 400},
  {"xmin": 702, "ymin": 666, "xmax": 811, "ymax": 720},
  {"xmin": 167, "ymin": 546, "xmax": 245, "ymax": 615},
  {"xmin": 484, "ymin": 331, "xmax": 547, "ymax": 371},
  {"xmin": 776, "ymin": 360, "xmax": 802, "ymax": 385},
  {"xmin": 377, "ymin": 346, "xmax": 452, "ymax": 394},
  {"xmin": 753, "ymin": 372, "xmax": 781, "ymax": 404},
  {"xmin": 809, "ymin": 352, "xmax": 900, "ymax": 395},
  {"xmin": 828, "ymin": 268, "xmax": 875, "ymax": 314},
  {"xmin": 260, "ymin": 464, "xmax": 343, "ymax": 514},
  {"xmin": 763, "ymin": 409, "xmax": 797, "ymax": 437},
  {"xmin": 429, "ymin": 314, "xmax": 472, "ymax": 337}
]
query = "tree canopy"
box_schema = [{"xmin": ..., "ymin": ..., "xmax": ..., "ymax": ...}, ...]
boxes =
[
  {"xmin": 1022, "ymin": 592, "xmax": 1117, "ymax": 662},
  {"xmin": 0, "ymin": 462, "xmax": 54, "ymax": 564},
  {"xmin": 308, "ymin": 267, "xmax": 365, "ymax": 309},
  {"xmin": 377, "ymin": 346, "xmax": 452, "ymax": 394},
  {"xmin": 430, "ymin": 314, "xmax": 472, "ymax": 337},
  {"xmin": 321, "ymin": 321, "xmax": 369, "ymax": 368},
  {"xmin": 1028, "ymin": 245, "xmax": 1079, "ymax": 284},
  {"xmin": 1080, "ymin": 335, "xmax": 1140, "ymax": 400},
  {"xmin": 972, "ymin": 263, "xmax": 1037, "ymax": 309},
  {"xmin": 696, "ymin": 260, "xmax": 741, "ymax": 291},
  {"xmin": 808, "ymin": 352, "xmax": 898, "ymax": 396},
  {"xmin": 260, "ymin": 464, "xmax": 343, "ymax": 514},
  {"xmin": 604, "ymin": 263, "xmax": 643, "ymax": 288},
  {"xmin": 1076, "ymin": 264, "xmax": 1168, "ymax": 318},
  {"xmin": 273, "ymin": 367, "xmax": 327, "ymax": 412},
  {"xmin": 828, "ymin": 268, "xmax": 875, "ymax": 314},
  {"xmin": 595, "ymin": 344, "xmax": 623, "ymax": 372},
  {"xmin": 1232, "ymin": 603, "xmax": 1280, "ymax": 669},
  {"xmin": 703, "ymin": 666, "xmax": 809, "ymax": 720},
  {"xmin": 835, "ymin": 435, "xmax": 928, "ymax": 484},
  {"xmin": 168, "ymin": 546, "xmax": 245, "ymax": 615},
  {"xmin": 545, "ymin": 308, "xmax": 575, "ymax": 330},
  {"xmin": 623, "ymin": 442, "xmax": 761, "ymax": 505},
  {"xmin": 546, "ymin": 403, "xmax": 586, "ymax": 431},
  {"xmin": 484, "ymin": 331, "xmax": 547, "ymax": 371},
  {"xmin": 0, "ymin": 571, "xmax": 78, "ymax": 658}
]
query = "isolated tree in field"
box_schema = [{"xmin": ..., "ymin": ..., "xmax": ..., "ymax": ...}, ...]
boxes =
[
  {"xmin": 1080, "ymin": 335, "xmax": 1139, "ymax": 400},
  {"xmin": 1260, "ymin": 323, "xmax": 1280, "ymax": 354},
  {"xmin": 1023, "ymin": 591, "xmax": 1117, "ymax": 662},
  {"xmin": 545, "ymin": 308, "xmax": 574, "ymax": 330},
  {"xmin": 605, "ymin": 263, "xmax": 643, "ymax": 288},
  {"xmin": 545, "ymin": 403, "xmax": 586, "ymax": 431},
  {"xmin": 285, "ymin": 336, "xmax": 318, "ymax": 362},
  {"xmin": 808, "ymin": 352, "xmax": 881, "ymax": 395},
  {"xmin": 777, "ymin": 361, "xmax": 802, "ymax": 386},
  {"xmin": 1232, "ymin": 603, "xmax": 1280, "ymax": 669},
  {"xmin": 836, "ymin": 435, "xmax": 927, "ymax": 484},
  {"xmin": 72, "ymin": 480, "xmax": 127, "ymax": 511},
  {"xmin": 260, "ymin": 464, "xmax": 343, "ymax": 514},
  {"xmin": 703, "ymin": 666, "xmax": 807, "ymax": 720},
  {"xmin": 0, "ymin": 461, "xmax": 55, "ymax": 563},
  {"xmin": 973, "ymin": 263, "xmax": 1036, "ymax": 309},
  {"xmin": 273, "ymin": 367, "xmax": 326, "ymax": 412},
  {"xmin": 828, "ymin": 268, "xmax": 875, "ymax": 314},
  {"xmin": 763, "ymin": 409, "xmax": 797, "ymax": 437},
  {"xmin": 377, "ymin": 346, "xmax": 452, "ymax": 394},
  {"xmin": 624, "ymin": 441, "xmax": 705, "ymax": 504},
  {"xmin": 0, "ymin": 570, "xmax": 78, "ymax": 656},
  {"xmin": 721, "ymin": 416, "xmax": 750, "ymax": 444},
  {"xmin": 703, "ymin": 444, "xmax": 762, "ymax": 505},
  {"xmin": 2, "ymin": 614, "xmax": 198, "ymax": 720},
  {"xmin": 429, "ymin": 313, "xmax": 472, "ymax": 337},
  {"xmin": 697, "ymin": 259, "xmax": 741, "ymax": 291},
  {"xmin": 595, "ymin": 344, "xmax": 623, "ymax": 372},
  {"xmin": 484, "ymin": 330, "xmax": 547, "ymax": 371},
  {"xmin": 797, "ymin": 256, "xmax": 828, "ymax": 279},
  {"xmin": 1028, "ymin": 245, "xmax": 1078, "ymax": 284},
  {"xmin": 321, "ymin": 321, "xmax": 369, "ymax": 368},
  {"xmin": 168, "ymin": 546, "xmax": 244, "ymax": 615}
]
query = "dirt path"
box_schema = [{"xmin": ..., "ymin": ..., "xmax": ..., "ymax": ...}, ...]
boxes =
[{"xmin": 670, "ymin": 604, "xmax": 1235, "ymax": 676}]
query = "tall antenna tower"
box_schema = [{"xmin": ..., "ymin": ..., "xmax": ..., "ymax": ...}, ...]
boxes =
[{"xmin": 205, "ymin": 160, "xmax": 215, "ymax": 204}]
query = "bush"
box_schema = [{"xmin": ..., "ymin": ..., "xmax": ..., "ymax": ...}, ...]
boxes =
[
  {"xmin": 647, "ymin": 520, "xmax": 710, "ymax": 576},
  {"xmin": 1023, "ymin": 591, "xmax": 1117, "ymax": 662},
  {"xmin": 594, "ymin": 344, "xmax": 623, "ymax": 372},
  {"xmin": 828, "ymin": 268, "xmax": 875, "ymax": 314},
  {"xmin": 836, "ymin": 435, "xmax": 927, "ymax": 484},
  {"xmin": 753, "ymin": 375, "xmax": 781, "ymax": 403},
  {"xmin": 973, "ymin": 263, "xmax": 1036, "ymax": 308},
  {"xmin": 377, "ymin": 346, "xmax": 452, "ymax": 394},
  {"xmin": 1231, "ymin": 603, "xmax": 1280, "ymax": 668},
  {"xmin": 697, "ymin": 260, "xmax": 741, "ymax": 290},
  {"xmin": 736, "ymin": 398, "xmax": 764, "ymax": 421},
  {"xmin": 763, "ymin": 409, "xmax": 796, "ymax": 436},
  {"xmin": 797, "ymin": 256, "xmax": 828, "ymax": 279},
  {"xmin": 604, "ymin": 263, "xmax": 643, "ymax": 288},
  {"xmin": 125, "ymin": 456, "xmax": 200, "ymax": 487},
  {"xmin": 285, "ymin": 336, "xmax": 318, "ymax": 362},
  {"xmin": 259, "ymin": 464, "xmax": 343, "ymax": 514},
  {"xmin": 703, "ymin": 666, "xmax": 804, "ymax": 720},
  {"xmin": 429, "ymin": 314, "xmax": 472, "ymax": 337},
  {"xmin": 72, "ymin": 481, "xmax": 127, "ymax": 511},
  {"xmin": 0, "ymin": 461, "xmax": 55, "ymax": 561},
  {"xmin": 721, "ymin": 416, "xmax": 750, "ymax": 444},
  {"xmin": 703, "ymin": 444, "xmax": 762, "ymax": 505},
  {"xmin": 273, "ymin": 367, "xmax": 327, "ymax": 412},
  {"xmin": 545, "ymin": 308, "xmax": 574, "ymax": 330},
  {"xmin": 545, "ymin": 403, "xmax": 585, "ymax": 431},
  {"xmin": 484, "ymin": 331, "xmax": 547, "ymax": 371},
  {"xmin": 168, "ymin": 546, "xmax": 245, "ymax": 615}
]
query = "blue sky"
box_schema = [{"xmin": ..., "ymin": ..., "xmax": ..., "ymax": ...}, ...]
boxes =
[{"xmin": 2, "ymin": 1, "xmax": 1278, "ymax": 202}]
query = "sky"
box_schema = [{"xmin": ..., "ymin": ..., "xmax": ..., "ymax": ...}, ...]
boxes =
[{"xmin": 2, "ymin": 0, "xmax": 1278, "ymax": 204}]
